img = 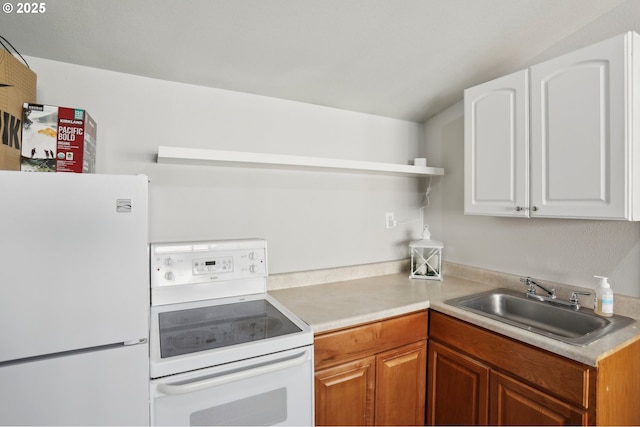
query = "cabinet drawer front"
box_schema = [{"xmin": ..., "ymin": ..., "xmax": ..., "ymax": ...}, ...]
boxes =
[
  {"xmin": 430, "ymin": 311, "xmax": 595, "ymax": 409},
  {"xmin": 314, "ymin": 311, "xmax": 428, "ymax": 367}
]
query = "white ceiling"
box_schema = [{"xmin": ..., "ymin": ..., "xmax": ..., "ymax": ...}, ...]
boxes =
[{"xmin": 1, "ymin": 0, "xmax": 637, "ymax": 122}]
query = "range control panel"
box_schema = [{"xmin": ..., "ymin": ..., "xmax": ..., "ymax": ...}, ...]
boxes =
[
  {"xmin": 150, "ymin": 239, "xmax": 267, "ymax": 288},
  {"xmin": 193, "ymin": 256, "xmax": 234, "ymax": 275}
]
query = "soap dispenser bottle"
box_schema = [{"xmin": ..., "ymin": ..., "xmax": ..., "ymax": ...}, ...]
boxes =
[{"xmin": 594, "ymin": 275, "xmax": 614, "ymax": 317}]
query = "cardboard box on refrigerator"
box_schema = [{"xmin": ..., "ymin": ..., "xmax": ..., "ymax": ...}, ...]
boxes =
[
  {"xmin": 0, "ymin": 48, "xmax": 37, "ymax": 170},
  {"xmin": 21, "ymin": 103, "xmax": 97, "ymax": 173}
]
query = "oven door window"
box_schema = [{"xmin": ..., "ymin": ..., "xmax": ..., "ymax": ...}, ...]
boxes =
[{"xmin": 158, "ymin": 300, "xmax": 302, "ymax": 358}]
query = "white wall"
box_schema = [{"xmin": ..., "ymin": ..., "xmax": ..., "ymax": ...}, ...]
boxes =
[
  {"xmin": 423, "ymin": 101, "xmax": 640, "ymax": 298},
  {"xmin": 28, "ymin": 0, "xmax": 640, "ymax": 296},
  {"xmin": 27, "ymin": 57, "xmax": 427, "ymax": 274},
  {"xmin": 423, "ymin": 2, "xmax": 640, "ymax": 298}
]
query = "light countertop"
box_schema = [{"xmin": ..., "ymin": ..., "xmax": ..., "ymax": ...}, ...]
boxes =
[{"xmin": 269, "ymin": 268, "xmax": 640, "ymax": 367}]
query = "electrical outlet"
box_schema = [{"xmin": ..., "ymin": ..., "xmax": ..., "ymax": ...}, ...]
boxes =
[{"xmin": 385, "ymin": 212, "xmax": 396, "ymax": 228}]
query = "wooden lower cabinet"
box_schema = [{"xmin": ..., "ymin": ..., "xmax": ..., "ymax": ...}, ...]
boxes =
[
  {"xmin": 375, "ymin": 341, "xmax": 427, "ymax": 425},
  {"xmin": 314, "ymin": 308, "xmax": 640, "ymax": 426},
  {"xmin": 427, "ymin": 341, "xmax": 489, "ymax": 425},
  {"xmin": 428, "ymin": 340, "xmax": 588, "ymax": 426},
  {"xmin": 315, "ymin": 356, "xmax": 376, "ymax": 426},
  {"xmin": 428, "ymin": 311, "xmax": 593, "ymax": 426},
  {"xmin": 314, "ymin": 311, "xmax": 428, "ymax": 426},
  {"xmin": 428, "ymin": 310, "xmax": 640, "ymax": 426},
  {"xmin": 491, "ymin": 371, "xmax": 587, "ymax": 425}
]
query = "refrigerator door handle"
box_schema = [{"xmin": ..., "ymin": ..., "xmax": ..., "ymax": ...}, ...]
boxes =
[{"xmin": 157, "ymin": 349, "xmax": 310, "ymax": 395}]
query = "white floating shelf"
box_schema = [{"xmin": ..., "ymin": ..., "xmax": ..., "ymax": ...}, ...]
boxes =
[{"xmin": 157, "ymin": 146, "xmax": 444, "ymax": 177}]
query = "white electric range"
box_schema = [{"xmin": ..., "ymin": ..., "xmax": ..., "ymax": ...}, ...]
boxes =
[{"xmin": 149, "ymin": 239, "xmax": 314, "ymax": 426}]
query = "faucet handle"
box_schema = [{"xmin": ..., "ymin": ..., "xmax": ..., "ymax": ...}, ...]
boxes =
[
  {"xmin": 519, "ymin": 277, "xmax": 537, "ymax": 294},
  {"xmin": 519, "ymin": 277, "xmax": 534, "ymax": 288},
  {"xmin": 519, "ymin": 277, "xmax": 557, "ymax": 298},
  {"xmin": 570, "ymin": 291, "xmax": 591, "ymax": 302},
  {"xmin": 569, "ymin": 291, "xmax": 591, "ymax": 310}
]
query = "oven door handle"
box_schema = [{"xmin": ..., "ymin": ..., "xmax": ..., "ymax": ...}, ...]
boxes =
[{"xmin": 157, "ymin": 349, "xmax": 311, "ymax": 395}]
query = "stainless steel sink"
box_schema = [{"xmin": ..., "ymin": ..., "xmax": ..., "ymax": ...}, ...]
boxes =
[{"xmin": 445, "ymin": 288, "xmax": 636, "ymax": 346}]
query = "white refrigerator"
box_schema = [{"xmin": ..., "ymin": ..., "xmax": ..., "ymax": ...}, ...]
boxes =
[{"xmin": 0, "ymin": 171, "xmax": 150, "ymax": 426}]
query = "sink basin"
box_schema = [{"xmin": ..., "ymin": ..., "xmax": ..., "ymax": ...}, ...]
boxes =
[{"xmin": 445, "ymin": 288, "xmax": 635, "ymax": 346}]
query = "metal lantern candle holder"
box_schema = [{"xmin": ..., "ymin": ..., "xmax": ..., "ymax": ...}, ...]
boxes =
[{"xmin": 410, "ymin": 225, "xmax": 443, "ymax": 280}]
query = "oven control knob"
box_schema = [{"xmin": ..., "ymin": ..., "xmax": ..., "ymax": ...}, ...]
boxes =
[
  {"xmin": 249, "ymin": 264, "xmax": 257, "ymax": 273},
  {"xmin": 165, "ymin": 257, "xmax": 173, "ymax": 266},
  {"xmin": 165, "ymin": 271, "xmax": 175, "ymax": 281},
  {"xmin": 248, "ymin": 251, "xmax": 255, "ymax": 260}
]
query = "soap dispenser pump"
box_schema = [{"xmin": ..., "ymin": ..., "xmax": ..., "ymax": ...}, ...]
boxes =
[{"xmin": 594, "ymin": 275, "xmax": 614, "ymax": 317}]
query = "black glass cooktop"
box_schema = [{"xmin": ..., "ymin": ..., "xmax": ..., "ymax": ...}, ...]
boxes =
[{"xmin": 158, "ymin": 299, "xmax": 302, "ymax": 358}]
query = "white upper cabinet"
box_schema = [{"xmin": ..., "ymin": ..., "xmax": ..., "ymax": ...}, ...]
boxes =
[
  {"xmin": 464, "ymin": 69, "xmax": 529, "ymax": 216},
  {"xmin": 530, "ymin": 32, "xmax": 637, "ymax": 220},
  {"xmin": 465, "ymin": 31, "xmax": 640, "ymax": 220}
]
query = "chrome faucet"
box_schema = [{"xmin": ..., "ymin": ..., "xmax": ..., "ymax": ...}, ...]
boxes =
[
  {"xmin": 519, "ymin": 277, "xmax": 591, "ymax": 310},
  {"xmin": 520, "ymin": 277, "xmax": 556, "ymax": 299}
]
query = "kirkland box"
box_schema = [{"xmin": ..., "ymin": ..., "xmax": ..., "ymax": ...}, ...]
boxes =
[
  {"xmin": 0, "ymin": 49, "xmax": 37, "ymax": 170},
  {"xmin": 21, "ymin": 103, "xmax": 97, "ymax": 173}
]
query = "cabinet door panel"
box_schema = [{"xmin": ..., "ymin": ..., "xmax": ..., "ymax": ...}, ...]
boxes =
[
  {"xmin": 427, "ymin": 341, "xmax": 489, "ymax": 425},
  {"xmin": 490, "ymin": 371, "xmax": 588, "ymax": 426},
  {"xmin": 315, "ymin": 356, "xmax": 375, "ymax": 426},
  {"xmin": 464, "ymin": 69, "xmax": 529, "ymax": 216},
  {"xmin": 530, "ymin": 33, "xmax": 627, "ymax": 219},
  {"xmin": 375, "ymin": 341, "xmax": 426, "ymax": 426}
]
